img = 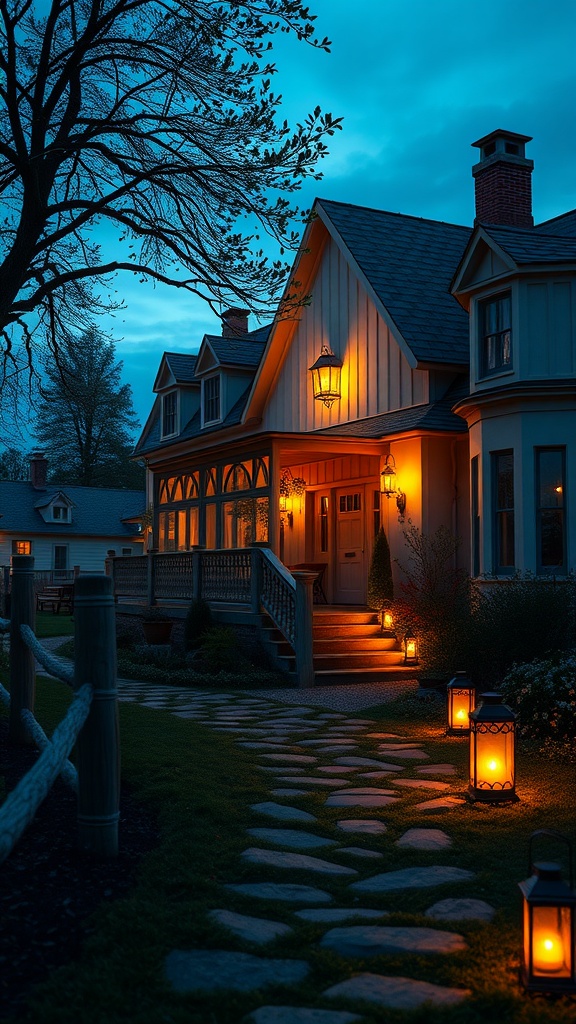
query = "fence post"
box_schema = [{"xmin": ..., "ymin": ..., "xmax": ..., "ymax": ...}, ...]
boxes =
[
  {"xmin": 292, "ymin": 571, "xmax": 315, "ymax": 689},
  {"xmin": 9, "ymin": 555, "xmax": 36, "ymax": 744},
  {"xmin": 74, "ymin": 575, "xmax": 120, "ymax": 857}
]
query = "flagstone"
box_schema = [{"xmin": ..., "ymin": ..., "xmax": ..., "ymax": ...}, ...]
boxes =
[
  {"xmin": 313, "ymin": 746, "xmax": 361, "ymax": 755},
  {"xmin": 393, "ymin": 779, "xmax": 450, "ymax": 791},
  {"xmin": 331, "ymin": 787, "xmax": 396, "ymax": 796},
  {"xmin": 323, "ymin": 973, "xmax": 470, "ymax": 1010},
  {"xmin": 425, "ymin": 898, "xmax": 496, "ymax": 922},
  {"xmin": 271, "ymin": 789, "xmax": 308, "ymax": 797},
  {"xmin": 251, "ymin": 802, "xmax": 317, "ymax": 822},
  {"xmin": 260, "ymin": 754, "xmax": 318, "ymax": 764},
  {"xmin": 295, "ymin": 908, "xmax": 388, "ymax": 922},
  {"xmin": 350, "ymin": 865, "xmax": 475, "ymax": 894},
  {"xmin": 208, "ymin": 909, "xmax": 294, "ymax": 944},
  {"xmin": 336, "ymin": 820, "xmax": 387, "ymax": 835},
  {"xmin": 316, "ymin": 766, "xmax": 358, "ymax": 775},
  {"xmin": 241, "ymin": 848, "xmax": 358, "ymax": 876},
  {"xmin": 325, "ymin": 794, "xmax": 399, "ymax": 808},
  {"xmin": 374, "ymin": 742, "xmax": 422, "ymax": 750},
  {"xmin": 415, "ymin": 796, "xmax": 467, "ymax": 813},
  {"xmin": 165, "ymin": 949, "xmax": 309, "ymax": 993},
  {"xmin": 299, "ymin": 739, "xmax": 358, "ymax": 747},
  {"xmin": 336, "ymin": 847, "xmax": 384, "ymax": 859},
  {"xmin": 244, "ymin": 1007, "xmax": 361, "ymax": 1024},
  {"xmin": 355, "ymin": 771, "xmax": 395, "ymax": 780},
  {"xmin": 247, "ymin": 829, "xmax": 337, "ymax": 850},
  {"xmin": 395, "ymin": 828, "xmax": 452, "ymax": 850},
  {"xmin": 377, "ymin": 748, "xmax": 430, "ymax": 760},
  {"xmin": 226, "ymin": 882, "xmax": 333, "ymax": 903},
  {"xmin": 320, "ymin": 925, "xmax": 467, "ymax": 957},
  {"xmin": 277, "ymin": 777, "xmax": 356, "ymax": 788},
  {"xmin": 334, "ymin": 757, "xmax": 405, "ymax": 770},
  {"xmin": 365, "ymin": 732, "xmax": 405, "ymax": 739},
  {"xmin": 417, "ymin": 764, "xmax": 458, "ymax": 775}
]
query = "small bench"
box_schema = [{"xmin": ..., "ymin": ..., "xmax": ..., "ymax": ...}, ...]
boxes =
[{"xmin": 36, "ymin": 585, "xmax": 74, "ymax": 615}]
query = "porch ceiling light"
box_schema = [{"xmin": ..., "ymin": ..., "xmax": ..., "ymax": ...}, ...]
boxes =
[{"xmin": 309, "ymin": 345, "xmax": 342, "ymax": 408}]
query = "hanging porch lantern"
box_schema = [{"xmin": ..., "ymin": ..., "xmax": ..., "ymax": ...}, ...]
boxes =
[
  {"xmin": 380, "ymin": 454, "xmax": 407, "ymax": 519},
  {"xmin": 468, "ymin": 692, "xmax": 517, "ymax": 802},
  {"xmin": 519, "ymin": 830, "xmax": 576, "ymax": 993},
  {"xmin": 446, "ymin": 671, "xmax": 475, "ymax": 736},
  {"xmin": 403, "ymin": 633, "xmax": 418, "ymax": 664},
  {"xmin": 309, "ymin": 345, "xmax": 342, "ymax": 408}
]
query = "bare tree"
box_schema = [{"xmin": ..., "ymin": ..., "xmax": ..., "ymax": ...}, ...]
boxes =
[{"xmin": 0, "ymin": 0, "xmax": 341, "ymax": 367}]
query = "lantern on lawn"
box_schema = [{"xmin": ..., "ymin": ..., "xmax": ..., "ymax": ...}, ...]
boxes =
[
  {"xmin": 403, "ymin": 633, "xmax": 418, "ymax": 665},
  {"xmin": 519, "ymin": 830, "xmax": 576, "ymax": 993},
  {"xmin": 446, "ymin": 671, "xmax": 475, "ymax": 736},
  {"xmin": 468, "ymin": 692, "xmax": 517, "ymax": 802}
]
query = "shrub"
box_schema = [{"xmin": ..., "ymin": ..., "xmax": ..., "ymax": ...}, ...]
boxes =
[
  {"xmin": 469, "ymin": 575, "xmax": 576, "ymax": 688},
  {"xmin": 184, "ymin": 597, "xmax": 213, "ymax": 650},
  {"xmin": 500, "ymin": 651, "xmax": 576, "ymax": 756},
  {"xmin": 367, "ymin": 527, "xmax": 394, "ymax": 626},
  {"xmin": 198, "ymin": 626, "xmax": 247, "ymax": 673}
]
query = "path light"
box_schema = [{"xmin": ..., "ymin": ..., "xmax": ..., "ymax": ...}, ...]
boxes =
[
  {"xmin": 446, "ymin": 671, "xmax": 475, "ymax": 736},
  {"xmin": 309, "ymin": 345, "xmax": 342, "ymax": 408},
  {"xmin": 519, "ymin": 830, "xmax": 576, "ymax": 993},
  {"xmin": 403, "ymin": 633, "xmax": 418, "ymax": 665},
  {"xmin": 468, "ymin": 692, "xmax": 517, "ymax": 802},
  {"xmin": 383, "ymin": 609, "xmax": 394, "ymax": 630}
]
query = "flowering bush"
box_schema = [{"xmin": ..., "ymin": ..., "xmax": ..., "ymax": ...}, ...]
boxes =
[{"xmin": 500, "ymin": 652, "xmax": 576, "ymax": 753}]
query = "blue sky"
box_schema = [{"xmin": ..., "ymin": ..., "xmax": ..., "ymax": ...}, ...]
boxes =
[{"xmin": 105, "ymin": 0, "xmax": 576, "ymax": 430}]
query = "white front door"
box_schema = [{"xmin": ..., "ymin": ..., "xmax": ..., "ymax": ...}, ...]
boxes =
[{"xmin": 335, "ymin": 487, "xmax": 366, "ymax": 604}]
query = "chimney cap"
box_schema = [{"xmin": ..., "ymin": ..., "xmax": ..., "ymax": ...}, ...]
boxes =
[{"xmin": 472, "ymin": 128, "xmax": 532, "ymax": 150}]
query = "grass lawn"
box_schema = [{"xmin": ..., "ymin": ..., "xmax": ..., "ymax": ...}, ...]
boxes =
[
  {"xmin": 34, "ymin": 611, "xmax": 75, "ymax": 639},
  {"xmin": 3, "ymin": 680, "xmax": 576, "ymax": 1024}
]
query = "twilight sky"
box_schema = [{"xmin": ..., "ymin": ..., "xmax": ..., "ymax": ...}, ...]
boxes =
[{"xmin": 103, "ymin": 0, "xmax": 576, "ymax": 432}]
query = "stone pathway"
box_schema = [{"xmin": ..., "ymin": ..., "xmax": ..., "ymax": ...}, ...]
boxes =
[{"xmin": 113, "ymin": 676, "xmax": 493, "ymax": 1018}]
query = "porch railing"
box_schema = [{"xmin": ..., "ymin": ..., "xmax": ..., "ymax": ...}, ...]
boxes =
[{"xmin": 107, "ymin": 548, "xmax": 315, "ymax": 688}]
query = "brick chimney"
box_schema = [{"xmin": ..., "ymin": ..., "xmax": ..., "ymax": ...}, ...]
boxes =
[
  {"xmin": 221, "ymin": 307, "xmax": 249, "ymax": 337},
  {"xmin": 29, "ymin": 452, "xmax": 48, "ymax": 490},
  {"xmin": 472, "ymin": 129, "xmax": 534, "ymax": 227}
]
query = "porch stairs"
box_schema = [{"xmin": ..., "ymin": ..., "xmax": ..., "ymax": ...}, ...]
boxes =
[{"xmin": 261, "ymin": 607, "xmax": 416, "ymax": 686}]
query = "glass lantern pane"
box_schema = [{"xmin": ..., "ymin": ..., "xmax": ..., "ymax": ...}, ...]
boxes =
[
  {"xmin": 474, "ymin": 726, "xmax": 514, "ymax": 791},
  {"xmin": 532, "ymin": 905, "xmax": 572, "ymax": 977},
  {"xmin": 450, "ymin": 690, "xmax": 472, "ymax": 730}
]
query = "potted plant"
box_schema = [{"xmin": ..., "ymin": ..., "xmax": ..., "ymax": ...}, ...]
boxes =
[{"xmin": 142, "ymin": 606, "xmax": 173, "ymax": 645}]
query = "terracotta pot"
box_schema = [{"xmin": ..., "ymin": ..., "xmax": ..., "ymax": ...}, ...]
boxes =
[{"xmin": 143, "ymin": 620, "xmax": 173, "ymax": 645}]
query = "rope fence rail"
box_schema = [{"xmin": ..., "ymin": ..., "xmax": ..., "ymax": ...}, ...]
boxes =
[{"xmin": 0, "ymin": 558, "xmax": 120, "ymax": 864}]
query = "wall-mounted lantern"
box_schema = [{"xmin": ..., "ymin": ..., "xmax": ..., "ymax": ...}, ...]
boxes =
[
  {"xmin": 519, "ymin": 830, "xmax": 576, "ymax": 993},
  {"xmin": 309, "ymin": 345, "xmax": 342, "ymax": 408},
  {"xmin": 404, "ymin": 633, "xmax": 418, "ymax": 665},
  {"xmin": 380, "ymin": 454, "xmax": 407, "ymax": 519},
  {"xmin": 446, "ymin": 671, "xmax": 475, "ymax": 736},
  {"xmin": 468, "ymin": 692, "xmax": 517, "ymax": 802}
]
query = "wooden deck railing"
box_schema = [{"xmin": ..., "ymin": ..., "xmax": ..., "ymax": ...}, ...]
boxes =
[{"xmin": 108, "ymin": 548, "xmax": 315, "ymax": 688}]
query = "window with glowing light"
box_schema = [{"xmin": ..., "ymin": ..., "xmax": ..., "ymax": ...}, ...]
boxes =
[
  {"xmin": 536, "ymin": 447, "xmax": 566, "ymax": 573},
  {"xmin": 12, "ymin": 540, "xmax": 31, "ymax": 555}
]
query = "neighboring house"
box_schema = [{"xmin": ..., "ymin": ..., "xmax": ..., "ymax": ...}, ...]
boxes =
[
  {"xmin": 135, "ymin": 128, "xmax": 576, "ymax": 605},
  {"xmin": 0, "ymin": 454, "xmax": 145, "ymax": 577}
]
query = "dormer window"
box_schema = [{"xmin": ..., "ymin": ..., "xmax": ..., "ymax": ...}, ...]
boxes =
[
  {"xmin": 162, "ymin": 390, "xmax": 178, "ymax": 438},
  {"xmin": 52, "ymin": 505, "xmax": 69, "ymax": 522},
  {"xmin": 479, "ymin": 292, "xmax": 512, "ymax": 378},
  {"xmin": 203, "ymin": 375, "xmax": 221, "ymax": 425}
]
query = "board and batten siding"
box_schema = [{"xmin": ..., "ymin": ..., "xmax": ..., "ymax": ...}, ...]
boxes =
[
  {"xmin": 521, "ymin": 278, "xmax": 576, "ymax": 380},
  {"xmin": 262, "ymin": 236, "xmax": 428, "ymax": 432}
]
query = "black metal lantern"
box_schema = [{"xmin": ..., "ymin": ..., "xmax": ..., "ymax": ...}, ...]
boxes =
[
  {"xmin": 403, "ymin": 633, "xmax": 418, "ymax": 665},
  {"xmin": 309, "ymin": 345, "xmax": 342, "ymax": 408},
  {"xmin": 519, "ymin": 830, "xmax": 576, "ymax": 993},
  {"xmin": 468, "ymin": 692, "xmax": 517, "ymax": 802},
  {"xmin": 446, "ymin": 671, "xmax": 475, "ymax": 736}
]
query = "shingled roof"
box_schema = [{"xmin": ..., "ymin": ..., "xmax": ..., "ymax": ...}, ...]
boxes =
[
  {"xmin": 203, "ymin": 333, "xmax": 267, "ymax": 369},
  {"xmin": 316, "ymin": 377, "xmax": 469, "ymax": 439},
  {"xmin": 483, "ymin": 223, "xmax": 576, "ymax": 263},
  {"xmin": 163, "ymin": 353, "xmax": 198, "ymax": 384},
  {"xmin": 316, "ymin": 199, "xmax": 472, "ymax": 366},
  {"xmin": 535, "ymin": 209, "xmax": 576, "ymax": 237},
  {"xmin": 0, "ymin": 482, "xmax": 145, "ymax": 536}
]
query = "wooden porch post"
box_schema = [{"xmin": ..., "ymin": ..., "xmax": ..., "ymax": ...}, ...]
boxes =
[
  {"xmin": 251, "ymin": 546, "xmax": 263, "ymax": 613},
  {"xmin": 292, "ymin": 570, "xmax": 315, "ymax": 689},
  {"xmin": 269, "ymin": 443, "xmax": 281, "ymax": 557},
  {"xmin": 8, "ymin": 555, "xmax": 36, "ymax": 745}
]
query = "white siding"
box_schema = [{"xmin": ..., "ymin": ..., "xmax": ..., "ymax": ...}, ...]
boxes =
[
  {"xmin": 262, "ymin": 236, "xmax": 428, "ymax": 432},
  {"xmin": 0, "ymin": 536, "xmax": 143, "ymax": 572}
]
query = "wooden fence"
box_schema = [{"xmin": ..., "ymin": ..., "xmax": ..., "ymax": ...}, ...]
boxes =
[{"xmin": 0, "ymin": 556, "xmax": 119, "ymax": 863}]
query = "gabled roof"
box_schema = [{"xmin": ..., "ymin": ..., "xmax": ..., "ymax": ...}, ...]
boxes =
[
  {"xmin": 481, "ymin": 224, "xmax": 576, "ymax": 263},
  {"xmin": 134, "ymin": 385, "xmax": 252, "ymax": 456},
  {"xmin": 202, "ymin": 334, "xmax": 267, "ymax": 369},
  {"xmin": 316, "ymin": 199, "xmax": 472, "ymax": 365},
  {"xmin": 315, "ymin": 378, "xmax": 469, "ymax": 439},
  {"xmin": 33, "ymin": 490, "xmax": 75, "ymax": 510},
  {"xmin": 0, "ymin": 482, "xmax": 145, "ymax": 537},
  {"xmin": 163, "ymin": 352, "xmax": 198, "ymax": 383},
  {"xmin": 535, "ymin": 209, "xmax": 576, "ymax": 237}
]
